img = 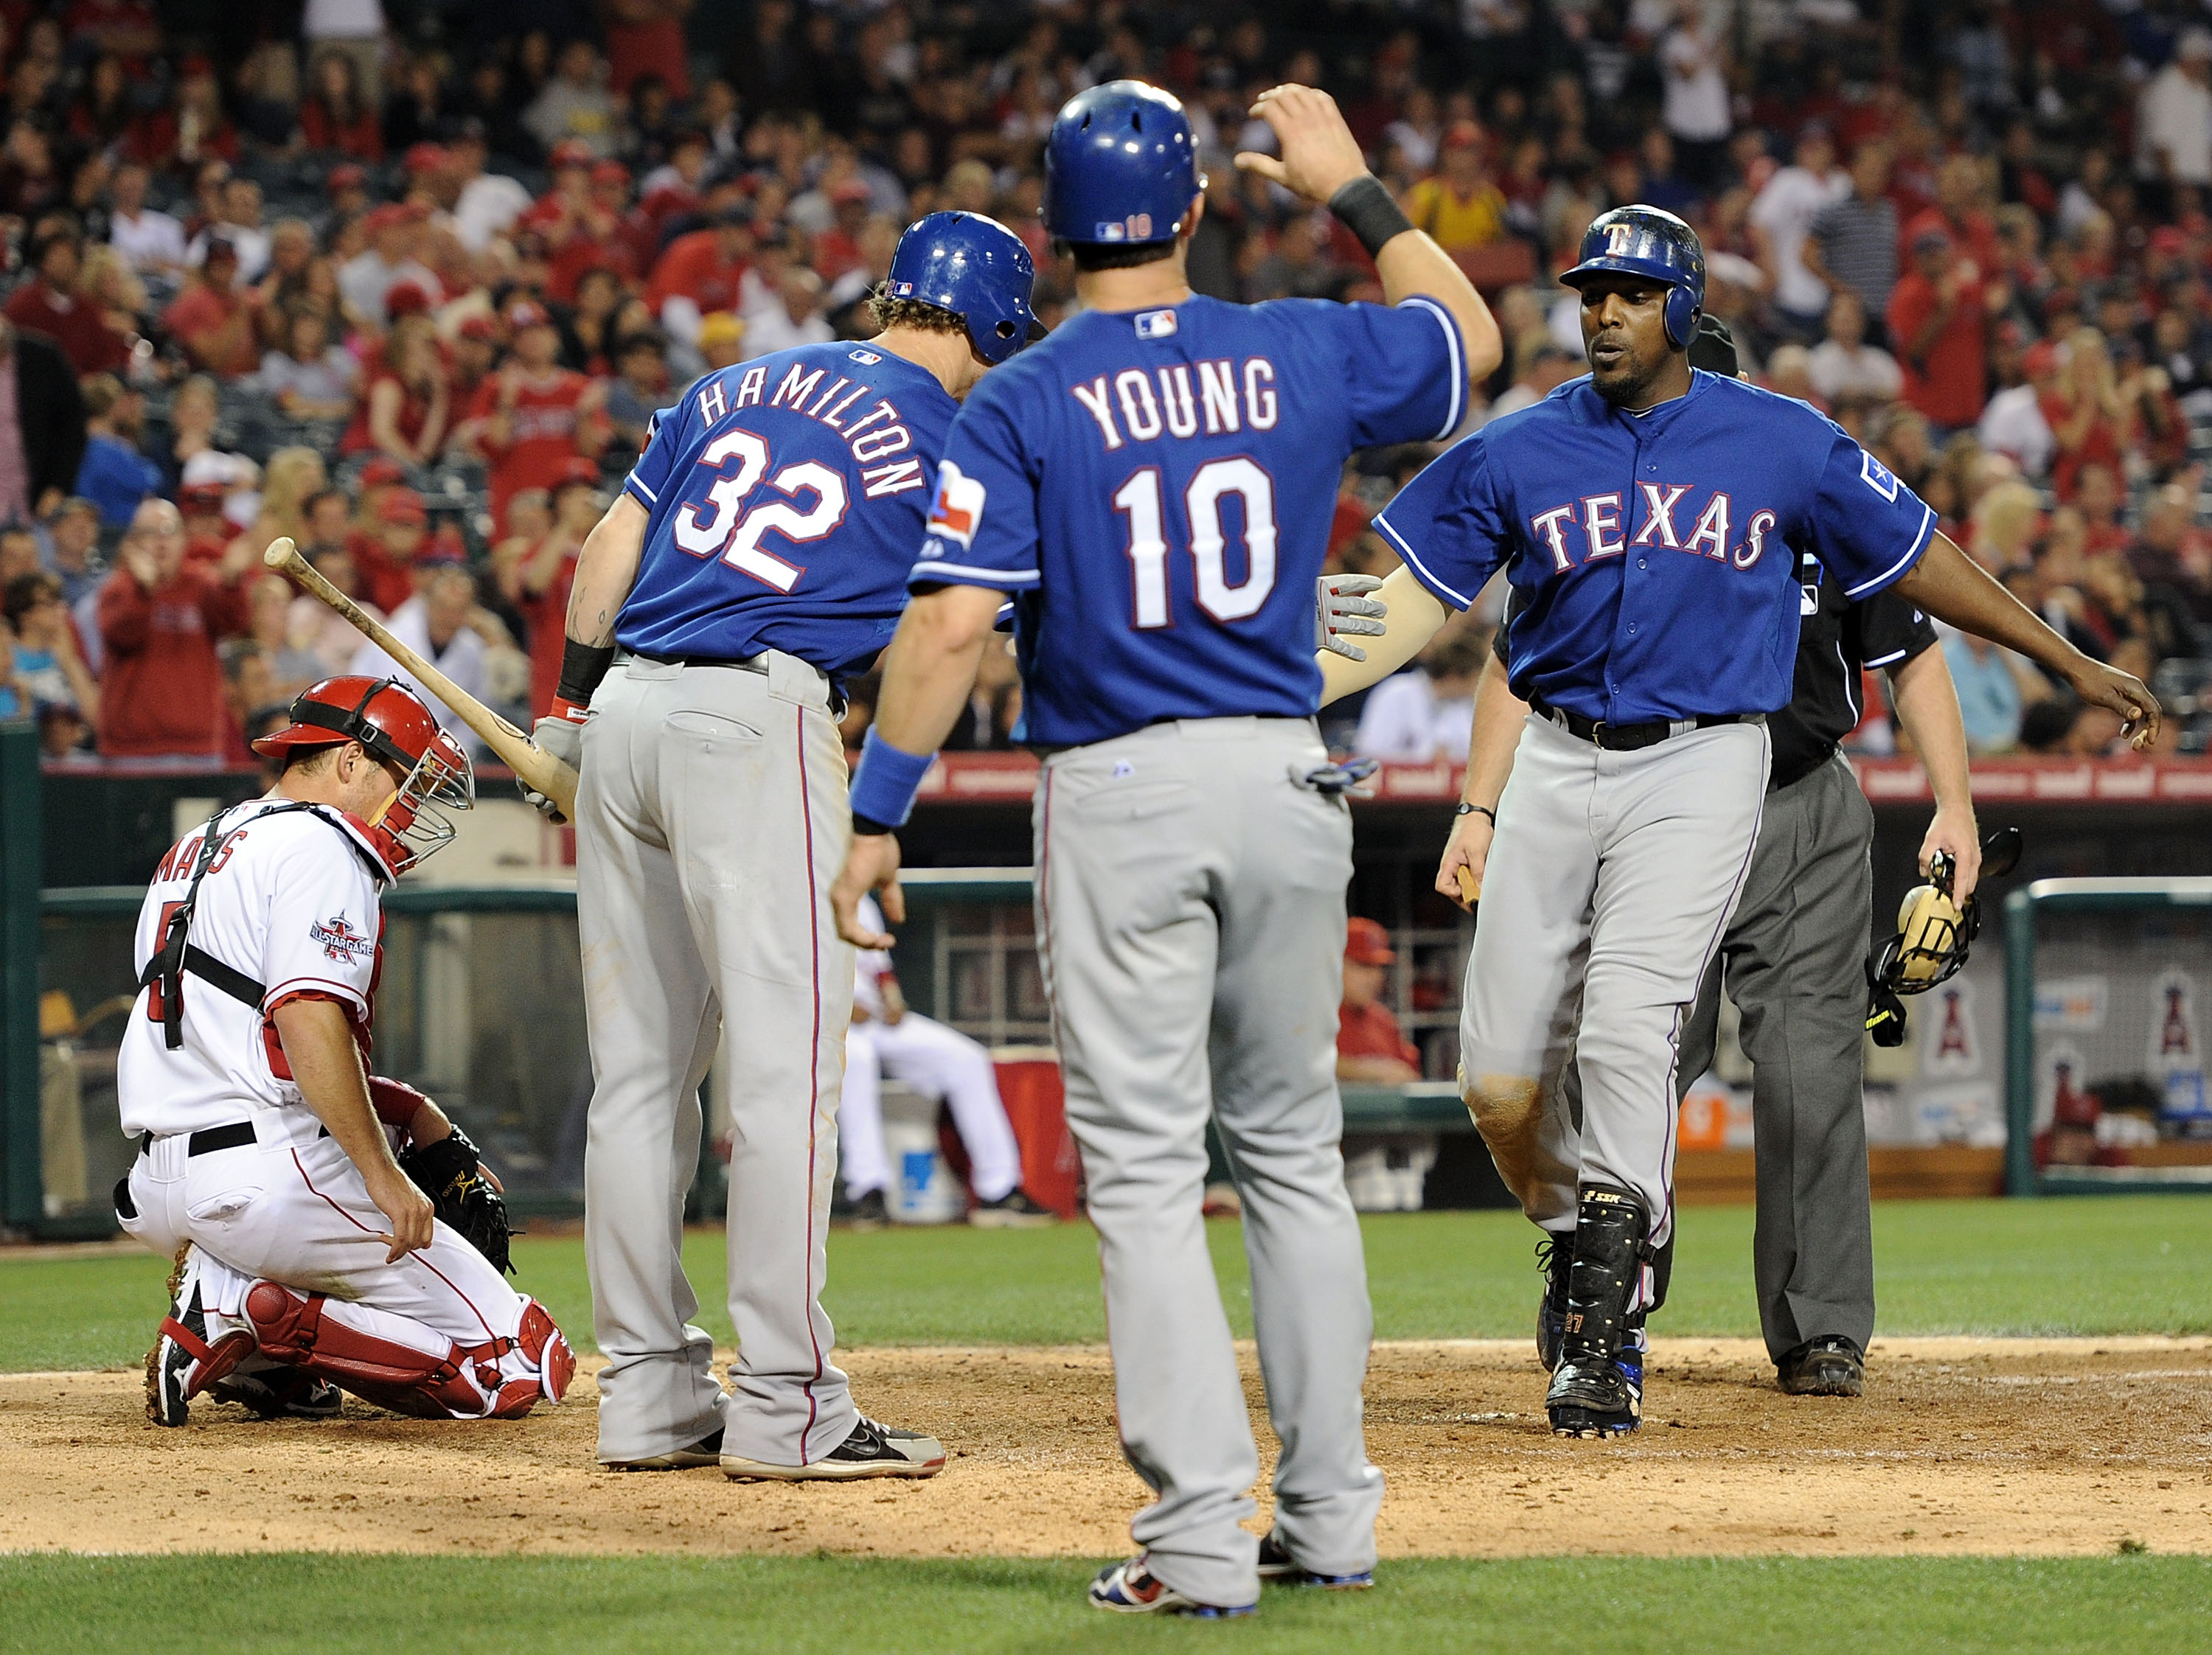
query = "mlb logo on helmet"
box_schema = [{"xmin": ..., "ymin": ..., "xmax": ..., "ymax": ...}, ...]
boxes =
[
  {"xmin": 888, "ymin": 280, "xmax": 915, "ymax": 296},
  {"xmin": 926, "ymin": 461, "xmax": 986, "ymax": 549}
]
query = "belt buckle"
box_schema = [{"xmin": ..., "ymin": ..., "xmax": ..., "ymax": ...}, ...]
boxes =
[{"xmin": 1590, "ymin": 719, "xmax": 1608, "ymax": 749}]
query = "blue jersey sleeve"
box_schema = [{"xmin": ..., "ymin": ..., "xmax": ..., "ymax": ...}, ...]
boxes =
[
  {"xmin": 623, "ymin": 400, "xmax": 686, "ymax": 512},
  {"xmin": 1368, "ymin": 435, "xmax": 1512, "ymax": 611},
  {"xmin": 1332, "ymin": 297, "xmax": 1467, "ymax": 447},
  {"xmin": 1805, "ymin": 428, "xmax": 1937, "ymax": 601},
  {"xmin": 909, "ymin": 380, "xmax": 1039, "ymax": 593}
]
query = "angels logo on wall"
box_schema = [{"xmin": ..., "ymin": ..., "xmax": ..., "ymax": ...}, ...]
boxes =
[
  {"xmin": 1921, "ymin": 975, "xmax": 1980, "ymax": 1077},
  {"xmin": 2149, "ymin": 968, "xmax": 2208, "ymax": 1128}
]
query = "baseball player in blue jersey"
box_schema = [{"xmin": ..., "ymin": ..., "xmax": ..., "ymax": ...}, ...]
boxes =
[
  {"xmin": 1321, "ymin": 205, "xmax": 2157, "ymax": 1440},
  {"xmin": 521, "ymin": 212, "xmax": 1037, "ymax": 1478},
  {"xmin": 830, "ymin": 83, "xmax": 1499, "ymax": 1617}
]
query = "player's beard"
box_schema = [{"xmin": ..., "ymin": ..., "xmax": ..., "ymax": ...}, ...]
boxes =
[{"xmin": 1587, "ymin": 335, "xmax": 1669, "ymax": 410}]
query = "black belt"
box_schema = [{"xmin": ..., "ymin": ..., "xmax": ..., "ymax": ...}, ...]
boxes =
[
  {"xmin": 1530, "ymin": 695, "xmax": 1759, "ymax": 753},
  {"xmin": 137, "ymin": 1120, "xmax": 327, "ymax": 1157}
]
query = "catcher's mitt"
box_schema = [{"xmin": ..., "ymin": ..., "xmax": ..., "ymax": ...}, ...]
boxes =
[
  {"xmin": 399, "ymin": 1125, "xmax": 515, "ymax": 1275},
  {"xmin": 1865, "ymin": 826, "xmax": 2022, "ymax": 1047}
]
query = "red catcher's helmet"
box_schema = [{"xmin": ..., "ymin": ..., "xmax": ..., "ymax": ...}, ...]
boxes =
[{"xmin": 251, "ymin": 676, "xmax": 473, "ymax": 873}]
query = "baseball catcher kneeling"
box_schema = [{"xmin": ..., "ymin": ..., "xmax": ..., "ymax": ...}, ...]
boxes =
[{"xmin": 116, "ymin": 677, "xmax": 574, "ymax": 1426}]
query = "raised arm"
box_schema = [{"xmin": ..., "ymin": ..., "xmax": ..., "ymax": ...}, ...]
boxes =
[
  {"xmin": 1234, "ymin": 83, "xmax": 1502, "ymax": 386},
  {"xmin": 1893, "ymin": 531, "xmax": 2158, "ymax": 746},
  {"xmin": 1315, "ymin": 564, "xmax": 1450, "ymax": 704}
]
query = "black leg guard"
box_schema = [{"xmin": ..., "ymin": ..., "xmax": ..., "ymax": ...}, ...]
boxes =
[{"xmin": 1545, "ymin": 1184, "xmax": 1653, "ymax": 1438}]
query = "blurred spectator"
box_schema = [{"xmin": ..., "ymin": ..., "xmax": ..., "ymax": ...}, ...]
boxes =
[
  {"xmin": 605, "ymin": 328, "xmax": 676, "ymax": 447},
  {"xmin": 2020, "ymin": 693, "xmax": 2124, "ymax": 756},
  {"xmin": 1979, "ymin": 337, "xmax": 2059, "ymax": 475},
  {"xmin": 176, "ymin": 478, "xmax": 232, "ymax": 567},
  {"xmin": 162, "ymin": 235, "xmax": 256, "ymax": 375},
  {"xmin": 73, "ymin": 374, "xmax": 161, "ymax": 529},
  {"xmin": 218, "ymin": 637, "xmax": 276, "ymax": 762},
  {"xmin": 2136, "ymin": 29, "xmax": 2212, "ymax": 191},
  {"xmin": 745, "ymin": 267, "xmax": 832, "ymax": 357},
  {"xmin": 647, "ymin": 203, "xmax": 754, "ymax": 344},
  {"xmin": 2132, "ymin": 484, "xmax": 2212, "ymax": 623},
  {"xmin": 503, "ymin": 457, "xmax": 600, "ymax": 717},
  {"xmin": 1337, "ymin": 919, "xmax": 1420, "ymax": 1084},
  {"xmin": 1354, "ymin": 635, "xmax": 1486, "ymax": 763},
  {"xmin": 1888, "ymin": 224, "xmax": 1989, "ymax": 436},
  {"xmin": 6, "ymin": 231, "xmax": 129, "ymax": 375},
  {"xmin": 2043, "ymin": 329, "xmax": 2129, "ymax": 502},
  {"xmin": 1939, "ymin": 624, "xmax": 2048, "ymax": 753},
  {"xmin": 698, "ymin": 310, "xmax": 747, "ymax": 372},
  {"xmin": 460, "ymin": 299, "xmax": 605, "ymax": 528},
  {"xmin": 260, "ymin": 307, "xmax": 359, "ymax": 420},
  {"xmin": 351, "ymin": 557, "xmax": 500, "ymax": 758},
  {"xmin": 353, "ymin": 484, "xmax": 430, "ymax": 613},
  {"xmin": 4, "ymin": 570, "xmax": 97, "ymax": 727},
  {"xmin": 343, "ymin": 310, "xmax": 449, "ymax": 467},
  {"xmin": 525, "ymin": 39, "xmax": 619, "ymax": 162},
  {"xmin": 188, "ymin": 177, "xmax": 271, "ymax": 285},
  {"xmin": 1404, "ymin": 122, "xmax": 1507, "ymax": 255},
  {"xmin": 94, "ymin": 497, "xmax": 251, "ymax": 761},
  {"xmin": 1808, "ymin": 292, "xmax": 1901, "ymax": 404},
  {"xmin": 560, "ymin": 265, "xmax": 627, "ymax": 374},
  {"xmin": 451, "ymin": 122, "xmax": 532, "ymax": 252},
  {"xmin": 106, "ymin": 158, "xmax": 183, "ymax": 276},
  {"xmin": 1750, "ymin": 125, "xmax": 1848, "ymax": 342},
  {"xmin": 1660, "ymin": 0, "xmax": 1732, "ymax": 188},
  {"xmin": 338, "ymin": 206, "xmax": 435, "ymax": 327},
  {"xmin": 1484, "ymin": 340, "xmax": 1579, "ymax": 424},
  {"xmin": 44, "ymin": 497, "xmax": 102, "ymax": 606},
  {"xmin": 0, "ymin": 315, "xmax": 86, "ymax": 521},
  {"xmin": 291, "ymin": 536, "xmax": 380, "ymax": 677}
]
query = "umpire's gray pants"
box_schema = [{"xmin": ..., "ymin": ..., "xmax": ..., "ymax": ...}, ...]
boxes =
[
  {"xmin": 1676, "ymin": 753, "xmax": 1877, "ymax": 1362},
  {"xmin": 1037, "ymin": 717, "xmax": 1382, "ymax": 1609},
  {"xmin": 577, "ymin": 654, "xmax": 858, "ymax": 1466}
]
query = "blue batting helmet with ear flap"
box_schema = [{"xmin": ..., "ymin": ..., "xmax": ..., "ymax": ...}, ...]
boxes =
[
  {"xmin": 883, "ymin": 210, "xmax": 1041, "ymax": 366},
  {"xmin": 1560, "ymin": 204, "xmax": 1707, "ymax": 349},
  {"xmin": 1043, "ymin": 80, "xmax": 1207, "ymax": 246}
]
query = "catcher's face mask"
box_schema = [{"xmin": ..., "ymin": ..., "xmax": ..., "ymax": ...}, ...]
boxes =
[{"xmin": 1865, "ymin": 828, "xmax": 2023, "ymax": 1047}]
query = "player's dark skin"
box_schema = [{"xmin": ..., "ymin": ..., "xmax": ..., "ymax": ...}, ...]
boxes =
[{"xmin": 1573, "ymin": 271, "xmax": 2162, "ymax": 745}]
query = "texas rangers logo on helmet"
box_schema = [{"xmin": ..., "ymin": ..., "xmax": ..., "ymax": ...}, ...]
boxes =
[
  {"xmin": 925, "ymin": 461, "xmax": 986, "ymax": 550},
  {"xmin": 309, "ymin": 913, "xmax": 374, "ymax": 964},
  {"xmin": 1604, "ymin": 221, "xmax": 1635, "ymax": 255}
]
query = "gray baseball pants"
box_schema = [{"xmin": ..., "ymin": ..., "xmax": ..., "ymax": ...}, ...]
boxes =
[
  {"xmin": 1461, "ymin": 714, "xmax": 1770, "ymax": 1296},
  {"xmin": 1036, "ymin": 716, "xmax": 1382, "ymax": 1610},
  {"xmin": 577, "ymin": 652, "xmax": 858, "ymax": 1467}
]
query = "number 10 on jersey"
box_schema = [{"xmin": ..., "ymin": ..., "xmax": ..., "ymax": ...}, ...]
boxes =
[{"xmin": 1113, "ymin": 456, "xmax": 1278, "ymax": 628}]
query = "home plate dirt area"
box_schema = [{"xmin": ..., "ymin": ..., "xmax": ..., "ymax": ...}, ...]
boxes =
[{"xmin": 4, "ymin": 1337, "xmax": 2208, "ymax": 1559}]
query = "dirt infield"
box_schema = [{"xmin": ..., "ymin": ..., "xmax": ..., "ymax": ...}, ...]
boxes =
[{"xmin": 4, "ymin": 1337, "xmax": 2208, "ymax": 1558}]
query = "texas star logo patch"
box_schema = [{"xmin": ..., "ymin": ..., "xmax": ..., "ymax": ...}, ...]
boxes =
[
  {"xmin": 925, "ymin": 461, "xmax": 985, "ymax": 550},
  {"xmin": 1860, "ymin": 450, "xmax": 1900, "ymax": 502},
  {"xmin": 309, "ymin": 913, "xmax": 374, "ymax": 964}
]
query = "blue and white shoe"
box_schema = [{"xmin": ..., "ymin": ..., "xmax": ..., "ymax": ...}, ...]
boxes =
[
  {"xmin": 1256, "ymin": 1530, "xmax": 1374, "ymax": 1590},
  {"xmin": 1088, "ymin": 1554, "xmax": 1257, "ymax": 1617},
  {"xmin": 1545, "ymin": 1328, "xmax": 1646, "ymax": 1439}
]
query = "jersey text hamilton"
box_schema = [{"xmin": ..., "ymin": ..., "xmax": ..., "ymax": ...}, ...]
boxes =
[{"xmin": 713, "ymin": 359, "xmax": 927, "ymax": 498}]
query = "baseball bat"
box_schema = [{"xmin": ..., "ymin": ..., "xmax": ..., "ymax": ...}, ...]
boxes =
[{"xmin": 263, "ymin": 536, "xmax": 580, "ymax": 820}]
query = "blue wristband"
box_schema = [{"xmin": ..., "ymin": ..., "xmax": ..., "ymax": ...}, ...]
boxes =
[{"xmin": 848, "ymin": 728, "xmax": 934, "ymax": 829}]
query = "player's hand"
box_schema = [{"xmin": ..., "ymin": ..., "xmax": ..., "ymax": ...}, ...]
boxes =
[
  {"xmin": 1317, "ymin": 574, "xmax": 1386, "ymax": 661},
  {"xmin": 2065, "ymin": 656, "xmax": 2161, "ymax": 750},
  {"xmin": 1234, "ymin": 85, "xmax": 1370, "ymax": 206},
  {"xmin": 1920, "ymin": 804, "xmax": 1981, "ymax": 905},
  {"xmin": 525, "ymin": 714, "xmax": 585, "ymax": 822},
  {"xmin": 1435, "ymin": 809, "xmax": 1495, "ymax": 911},
  {"xmin": 832, "ymin": 832, "xmax": 903, "ymax": 949},
  {"xmin": 364, "ymin": 1163, "xmax": 435, "ymax": 1263}
]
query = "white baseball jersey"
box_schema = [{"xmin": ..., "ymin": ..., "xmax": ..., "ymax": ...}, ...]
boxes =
[{"xmin": 119, "ymin": 797, "xmax": 394, "ymax": 1137}]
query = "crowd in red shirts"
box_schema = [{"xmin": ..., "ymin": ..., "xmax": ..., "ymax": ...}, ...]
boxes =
[{"xmin": 0, "ymin": 1, "xmax": 2199, "ymax": 769}]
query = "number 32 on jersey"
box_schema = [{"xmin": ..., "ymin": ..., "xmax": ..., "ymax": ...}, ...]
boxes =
[
  {"xmin": 673, "ymin": 428, "xmax": 849, "ymax": 593},
  {"xmin": 1113, "ymin": 458, "xmax": 1277, "ymax": 628}
]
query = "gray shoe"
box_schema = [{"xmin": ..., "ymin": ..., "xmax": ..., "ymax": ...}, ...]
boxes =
[{"xmin": 607, "ymin": 1428, "xmax": 725, "ymax": 1471}]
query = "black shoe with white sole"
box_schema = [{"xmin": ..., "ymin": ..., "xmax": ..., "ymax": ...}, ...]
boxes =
[
  {"xmin": 145, "ymin": 1271, "xmax": 254, "ymax": 1428},
  {"xmin": 968, "ymin": 1188, "xmax": 1057, "ymax": 1228},
  {"xmin": 608, "ymin": 1428, "xmax": 726, "ymax": 1471},
  {"xmin": 209, "ymin": 1362, "xmax": 342, "ymax": 1419},
  {"xmin": 845, "ymin": 1188, "xmax": 889, "ymax": 1230},
  {"xmin": 721, "ymin": 1415, "xmax": 945, "ymax": 1481}
]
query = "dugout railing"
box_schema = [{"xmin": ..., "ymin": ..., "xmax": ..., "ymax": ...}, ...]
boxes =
[{"xmin": 2003, "ymin": 877, "xmax": 2212, "ymax": 1196}]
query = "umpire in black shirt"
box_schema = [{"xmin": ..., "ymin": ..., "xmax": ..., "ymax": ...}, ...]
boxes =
[{"xmin": 1467, "ymin": 318, "xmax": 1982, "ymax": 1396}]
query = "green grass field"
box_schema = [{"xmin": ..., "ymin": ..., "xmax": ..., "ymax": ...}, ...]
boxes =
[
  {"xmin": 7, "ymin": 1196, "xmax": 2208, "ymax": 1654},
  {"xmin": 6, "ymin": 1195, "xmax": 2208, "ymax": 1372},
  {"xmin": 3, "ymin": 1554, "xmax": 2205, "ymax": 1655}
]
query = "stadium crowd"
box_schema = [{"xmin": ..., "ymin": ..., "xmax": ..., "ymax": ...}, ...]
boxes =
[{"xmin": 0, "ymin": 0, "xmax": 2203, "ymax": 771}]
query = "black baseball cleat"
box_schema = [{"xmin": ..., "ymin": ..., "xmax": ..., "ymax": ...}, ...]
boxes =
[
  {"xmin": 722, "ymin": 1415, "xmax": 945, "ymax": 1481},
  {"xmin": 1777, "ymin": 1335, "xmax": 1865, "ymax": 1397},
  {"xmin": 209, "ymin": 1362, "xmax": 343, "ymax": 1419},
  {"xmin": 145, "ymin": 1264, "xmax": 254, "ymax": 1428},
  {"xmin": 1256, "ymin": 1530, "xmax": 1374, "ymax": 1589},
  {"xmin": 844, "ymin": 1188, "xmax": 889, "ymax": 1230},
  {"xmin": 607, "ymin": 1427, "xmax": 726, "ymax": 1471},
  {"xmin": 1547, "ymin": 1337, "xmax": 1644, "ymax": 1438},
  {"xmin": 968, "ymin": 1188, "xmax": 1057, "ymax": 1228},
  {"xmin": 1535, "ymin": 1230, "xmax": 1573, "ymax": 1371}
]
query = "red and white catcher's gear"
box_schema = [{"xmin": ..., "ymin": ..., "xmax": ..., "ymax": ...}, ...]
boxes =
[
  {"xmin": 250, "ymin": 675, "xmax": 473, "ymax": 874},
  {"xmin": 246, "ymin": 1281, "xmax": 574, "ymax": 1420}
]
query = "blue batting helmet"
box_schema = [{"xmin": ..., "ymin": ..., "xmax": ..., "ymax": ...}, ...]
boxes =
[
  {"xmin": 1043, "ymin": 80, "xmax": 1206, "ymax": 247},
  {"xmin": 883, "ymin": 210, "xmax": 1040, "ymax": 365},
  {"xmin": 1560, "ymin": 205, "xmax": 1706, "ymax": 349}
]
